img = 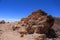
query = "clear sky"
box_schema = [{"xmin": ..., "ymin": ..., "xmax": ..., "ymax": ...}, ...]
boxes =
[{"xmin": 0, "ymin": 0, "xmax": 60, "ymax": 22}]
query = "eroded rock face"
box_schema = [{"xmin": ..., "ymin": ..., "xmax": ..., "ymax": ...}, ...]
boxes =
[
  {"xmin": 19, "ymin": 10, "xmax": 54, "ymax": 34},
  {"xmin": 12, "ymin": 10, "xmax": 54, "ymax": 37}
]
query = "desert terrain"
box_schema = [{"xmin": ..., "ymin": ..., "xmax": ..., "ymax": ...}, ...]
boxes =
[{"xmin": 0, "ymin": 10, "xmax": 60, "ymax": 40}]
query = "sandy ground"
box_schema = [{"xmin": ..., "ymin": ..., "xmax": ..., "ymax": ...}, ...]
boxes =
[
  {"xmin": 0, "ymin": 23, "xmax": 35, "ymax": 40},
  {"xmin": 0, "ymin": 31, "xmax": 35, "ymax": 40},
  {"xmin": 0, "ymin": 22, "xmax": 60, "ymax": 40}
]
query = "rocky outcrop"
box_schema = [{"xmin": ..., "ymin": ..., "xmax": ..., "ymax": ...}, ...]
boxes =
[
  {"xmin": 12, "ymin": 10, "xmax": 54, "ymax": 40},
  {"xmin": 0, "ymin": 20, "xmax": 5, "ymax": 24},
  {"xmin": 17, "ymin": 10, "xmax": 54, "ymax": 34}
]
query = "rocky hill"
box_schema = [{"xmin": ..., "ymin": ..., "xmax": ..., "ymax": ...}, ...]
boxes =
[{"xmin": 0, "ymin": 10, "xmax": 60, "ymax": 40}]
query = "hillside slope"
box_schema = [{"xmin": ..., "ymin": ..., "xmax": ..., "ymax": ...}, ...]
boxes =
[{"xmin": 52, "ymin": 17, "xmax": 60, "ymax": 37}]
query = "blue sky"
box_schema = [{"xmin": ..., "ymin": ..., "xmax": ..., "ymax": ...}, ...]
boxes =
[{"xmin": 0, "ymin": 0, "xmax": 60, "ymax": 22}]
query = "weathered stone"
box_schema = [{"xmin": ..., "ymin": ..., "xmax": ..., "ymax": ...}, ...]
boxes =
[
  {"xmin": 13, "ymin": 10, "xmax": 54, "ymax": 38},
  {"xmin": 33, "ymin": 33, "xmax": 46, "ymax": 40}
]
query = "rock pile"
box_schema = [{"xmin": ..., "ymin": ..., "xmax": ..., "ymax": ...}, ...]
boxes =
[
  {"xmin": 17, "ymin": 10, "xmax": 54, "ymax": 34},
  {"xmin": 12, "ymin": 10, "xmax": 54, "ymax": 40}
]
